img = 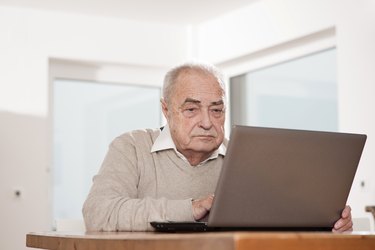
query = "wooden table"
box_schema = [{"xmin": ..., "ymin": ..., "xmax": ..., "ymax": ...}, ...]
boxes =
[{"xmin": 26, "ymin": 231, "xmax": 375, "ymax": 250}]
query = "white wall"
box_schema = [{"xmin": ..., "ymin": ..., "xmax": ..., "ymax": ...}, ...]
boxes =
[
  {"xmin": 0, "ymin": 6, "xmax": 188, "ymax": 116},
  {"xmin": 0, "ymin": 6, "xmax": 188, "ymax": 250},
  {"xmin": 337, "ymin": 0, "xmax": 375, "ymax": 220},
  {"xmin": 195, "ymin": 0, "xmax": 337, "ymax": 63},
  {"xmin": 194, "ymin": 0, "xmax": 375, "ymax": 220}
]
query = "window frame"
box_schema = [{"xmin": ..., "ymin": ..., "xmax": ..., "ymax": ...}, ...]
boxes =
[
  {"xmin": 217, "ymin": 28, "xmax": 336, "ymax": 136},
  {"xmin": 47, "ymin": 59, "xmax": 167, "ymax": 228}
]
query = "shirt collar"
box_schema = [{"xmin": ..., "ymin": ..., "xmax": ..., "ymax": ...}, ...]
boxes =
[{"xmin": 151, "ymin": 124, "xmax": 226, "ymax": 165}]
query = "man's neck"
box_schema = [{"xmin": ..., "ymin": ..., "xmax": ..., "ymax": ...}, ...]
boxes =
[{"xmin": 177, "ymin": 149, "xmax": 212, "ymax": 166}]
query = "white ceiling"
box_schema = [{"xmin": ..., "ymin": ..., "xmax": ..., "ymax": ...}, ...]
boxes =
[{"xmin": 0, "ymin": 0, "xmax": 258, "ymax": 24}]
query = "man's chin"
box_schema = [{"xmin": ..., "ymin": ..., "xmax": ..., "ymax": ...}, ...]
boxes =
[{"xmin": 189, "ymin": 142, "xmax": 219, "ymax": 153}]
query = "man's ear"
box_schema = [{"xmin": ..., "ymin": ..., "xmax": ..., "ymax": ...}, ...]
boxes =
[{"xmin": 161, "ymin": 98, "xmax": 169, "ymax": 119}]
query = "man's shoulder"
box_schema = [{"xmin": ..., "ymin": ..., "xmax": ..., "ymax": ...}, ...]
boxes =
[{"xmin": 111, "ymin": 128, "xmax": 161, "ymax": 148}]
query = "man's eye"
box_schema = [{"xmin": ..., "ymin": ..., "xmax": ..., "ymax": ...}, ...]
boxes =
[
  {"xmin": 211, "ymin": 108, "xmax": 223, "ymax": 113},
  {"xmin": 185, "ymin": 108, "xmax": 197, "ymax": 112},
  {"xmin": 182, "ymin": 107, "xmax": 198, "ymax": 115},
  {"xmin": 210, "ymin": 108, "xmax": 224, "ymax": 117},
  {"xmin": 182, "ymin": 107, "xmax": 198, "ymax": 117}
]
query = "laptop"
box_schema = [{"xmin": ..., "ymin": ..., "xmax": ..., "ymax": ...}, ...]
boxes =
[{"xmin": 151, "ymin": 125, "xmax": 367, "ymax": 232}]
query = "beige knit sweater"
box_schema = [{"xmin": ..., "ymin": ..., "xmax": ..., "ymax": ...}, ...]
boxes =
[{"xmin": 82, "ymin": 128, "xmax": 225, "ymax": 231}]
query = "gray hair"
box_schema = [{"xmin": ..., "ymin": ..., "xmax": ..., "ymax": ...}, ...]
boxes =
[{"xmin": 162, "ymin": 62, "xmax": 226, "ymax": 104}]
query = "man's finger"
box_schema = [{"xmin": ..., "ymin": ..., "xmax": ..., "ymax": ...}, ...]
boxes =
[
  {"xmin": 342, "ymin": 205, "xmax": 351, "ymax": 218},
  {"xmin": 333, "ymin": 220, "xmax": 353, "ymax": 233}
]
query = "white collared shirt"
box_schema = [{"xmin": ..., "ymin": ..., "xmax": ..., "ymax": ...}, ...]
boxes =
[{"xmin": 151, "ymin": 124, "xmax": 226, "ymax": 166}]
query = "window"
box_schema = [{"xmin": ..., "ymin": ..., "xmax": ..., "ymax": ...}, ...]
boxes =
[
  {"xmin": 52, "ymin": 79, "xmax": 161, "ymax": 222},
  {"xmin": 230, "ymin": 48, "xmax": 337, "ymax": 132}
]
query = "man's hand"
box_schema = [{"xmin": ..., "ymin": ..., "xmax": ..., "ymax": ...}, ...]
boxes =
[
  {"xmin": 192, "ymin": 194, "xmax": 214, "ymax": 221},
  {"xmin": 332, "ymin": 205, "xmax": 353, "ymax": 232}
]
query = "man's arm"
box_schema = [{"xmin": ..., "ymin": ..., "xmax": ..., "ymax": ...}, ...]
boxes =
[
  {"xmin": 82, "ymin": 136, "xmax": 195, "ymax": 231},
  {"xmin": 191, "ymin": 198, "xmax": 353, "ymax": 232}
]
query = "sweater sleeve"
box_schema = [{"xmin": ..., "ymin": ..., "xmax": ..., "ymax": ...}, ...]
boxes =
[{"xmin": 82, "ymin": 133, "xmax": 195, "ymax": 232}]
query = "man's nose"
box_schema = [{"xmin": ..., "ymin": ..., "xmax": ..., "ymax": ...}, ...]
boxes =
[{"xmin": 199, "ymin": 109, "xmax": 213, "ymax": 129}]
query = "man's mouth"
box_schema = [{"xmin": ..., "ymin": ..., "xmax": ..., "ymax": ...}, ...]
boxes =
[{"xmin": 193, "ymin": 135, "xmax": 215, "ymax": 138}]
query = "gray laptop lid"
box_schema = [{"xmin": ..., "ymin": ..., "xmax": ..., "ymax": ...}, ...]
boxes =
[{"xmin": 208, "ymin": 125, "xmax": 366, "ymax": 228}]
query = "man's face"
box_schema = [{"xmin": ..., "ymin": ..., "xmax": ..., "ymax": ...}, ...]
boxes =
[{"xmin": 162, "ymin": 70, "xmax": 226, "ymax": 157}]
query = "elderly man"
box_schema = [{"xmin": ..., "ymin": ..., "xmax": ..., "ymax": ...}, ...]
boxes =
[{"xmin": 82, "ymin": 63, "xmax": 353, "ymax": 232}]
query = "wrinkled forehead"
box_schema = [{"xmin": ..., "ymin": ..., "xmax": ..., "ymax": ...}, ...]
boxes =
[
  {"xmin": 174, "ymin": 69, "xmax": 225, "ymax": 95},
  {"xmin": 171, "ymin": 76, "xmax": 225, "ymax": 110}
]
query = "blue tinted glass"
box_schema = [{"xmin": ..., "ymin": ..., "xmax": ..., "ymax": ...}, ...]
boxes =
[
  {"xmin": 230, "ymin": 48, "xmax": 337, "ymax": 132},
  {"xmin": 53, "ymin": 79, "xmax": 161, "ymax": 222}
]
